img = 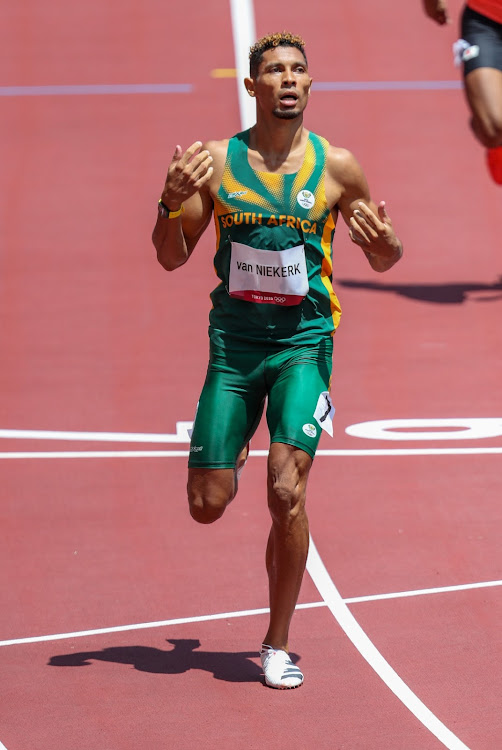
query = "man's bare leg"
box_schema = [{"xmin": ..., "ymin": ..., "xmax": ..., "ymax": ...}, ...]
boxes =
[
  {"xmin": 187, "ymin": 443, "xmax": 250, "ymax": 524},
  {"xmin": 259, "ymin": 442, "xmax": 311, "ymax": 688},
  {"xmin": 262, "ymin": 442, "xmax": 311, "ymax": 650}
]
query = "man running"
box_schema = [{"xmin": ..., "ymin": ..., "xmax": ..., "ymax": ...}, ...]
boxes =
[
  {"xmin": 423, "ymin": 0, "xmax": 502, "ymax": 184},
  {"xmin": 152, "ymin": 32, "xmax": 403, "ymax": 689}
]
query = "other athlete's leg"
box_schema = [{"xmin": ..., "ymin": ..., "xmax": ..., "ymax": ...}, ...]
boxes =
[
  {"xmin": 459, "ymin": 6, "xmax": 502, "ymax": 182},
  {"xmin": 464, "ymin": 67, "xmax": 502, "ymax": 148}
]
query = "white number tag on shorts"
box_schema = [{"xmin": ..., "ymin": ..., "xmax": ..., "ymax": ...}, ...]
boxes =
[
  {"xmin": 314, "ymin": 391, "xmax": 335, "ymax": 437},
  {"xmin": 228, "ymin": 241, "xmax": 309, "ymax": 306}
]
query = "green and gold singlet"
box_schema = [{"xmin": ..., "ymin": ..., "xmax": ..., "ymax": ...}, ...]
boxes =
[{"xmin": 209, "ymin": 129, "xmax": 342, "ymax": 348}]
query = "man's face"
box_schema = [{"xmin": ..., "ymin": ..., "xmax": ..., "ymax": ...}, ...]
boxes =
[{"xmin": 251, "ymin": 46, "xmax": 312, "ymax": 120}]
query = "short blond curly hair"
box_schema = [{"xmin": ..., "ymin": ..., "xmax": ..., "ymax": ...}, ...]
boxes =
[{"xmin": 249, "ymin": 32, "xmax": 307, "ymax": 77}]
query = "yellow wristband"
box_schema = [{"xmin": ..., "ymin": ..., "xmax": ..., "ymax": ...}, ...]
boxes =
[{"xmin": 158, "ymin": 200, "xmax": 184, "ymax": 219}]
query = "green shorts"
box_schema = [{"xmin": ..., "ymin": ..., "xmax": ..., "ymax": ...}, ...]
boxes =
[{"xmin": 188, "ymin": 338, "xmax": 334, "ymax": 468}]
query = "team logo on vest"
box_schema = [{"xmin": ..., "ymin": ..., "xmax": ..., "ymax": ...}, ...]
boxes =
[
  {"xmin": 302, "ymin": 423, "xmax": 317, "ymax": 438},
  {"xmin": 296, "ymin": 190, "xmax": 315, "ymax": 210},
  {"xmin": 228, "ymin": 190, "xmax": 248, "ymax": 199}
]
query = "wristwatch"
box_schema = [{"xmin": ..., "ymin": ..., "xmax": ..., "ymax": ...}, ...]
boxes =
[{"xmin": 158, "ymin": 200, "xmax": 184, "ymax": 219}]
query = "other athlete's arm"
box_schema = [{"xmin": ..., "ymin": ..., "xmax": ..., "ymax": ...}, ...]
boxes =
[
  {"xmin": 422, "ymin": 0, "xmax": 451, "ymax": 25},
  {"xmin": 152, "ymin": 141, "xmax": 214, "ymax": 271},
  {"xmin": 328, "ymin": 147, "xmax": 403, "ymax": 273}
]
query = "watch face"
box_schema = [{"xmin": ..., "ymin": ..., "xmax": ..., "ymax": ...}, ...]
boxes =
[{"xmin": 158, "ymin": 202, "xmax": 169, "ymax": 218}]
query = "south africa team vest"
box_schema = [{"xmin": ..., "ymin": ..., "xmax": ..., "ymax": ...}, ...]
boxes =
[{"xmin": 209, "ymin": 129, "xmax": 342, "ymax": 347}]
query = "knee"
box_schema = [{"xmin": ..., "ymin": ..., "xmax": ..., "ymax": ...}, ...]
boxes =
[
  {"xmin": 188, "ymin": 492, "xmax": 228, "ymax": 524},
  {"xmin": 187, "ymin": 469, "xmax": 235, "ymax": 524},
  {"xmin": 473, "ymin": 112, "xmax": 502, "ymax": 148},
  {"xmin": 267, "ymin": 479, "xmax": 305, "ymax": 526},
  {"xmin": 481, "ymin": 121, "xmax": 502, "ymax": 148}
]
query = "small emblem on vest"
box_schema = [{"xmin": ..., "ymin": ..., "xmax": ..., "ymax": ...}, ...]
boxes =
[
  {"xmin": 228, "ymin": 190, "xmax": 248, "ymax": 199},
  {"xmin": 296, "ymin": 190, "xmax": 315, "ymax": 209}
]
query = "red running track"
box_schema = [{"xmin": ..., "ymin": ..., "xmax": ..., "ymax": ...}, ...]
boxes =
[{"xmin": 1, "ymin": 0, "xmax": 502, "ymax": 748}]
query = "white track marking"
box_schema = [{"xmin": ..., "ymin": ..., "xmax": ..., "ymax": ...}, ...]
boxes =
[
  {"xmin": 347, "ymin": 417, "xmax": 502, "ymax": 441},
  {"xmin": 0, "ymin": 84, "xmax": 192, "ymax": 96},
  {"xmin": 0, "ymin": 451, "xmax": 190, "ymax": 459},
  {"xmin": 312, "ymin": 80, "xmax": 461, "ymax": 91},
  {"xmin": 345, "ymin": 578, "xmax": 502, "ymax": 603},
  {"xmin": 0, "ymin": 424, "xmax": 193, "ymax": 442},
  {"xmin": 307, "ymin": 537, "xmax": 470, "ymax": 749},
  {"xmin": 0, "ymin": 80, "xmax": 461, "ymax": 98},
  {"xmin": 0, "ymin": 607, "xmax": 271, "ymax": 647},
  {"xmin": 1, "ymin": 447, "xmax": 502, "ymax": 459},
  {"xmin": 229, "ymin": 0, "xmax": 256, "ymax": 129},
  {"xmin": 2, "ymin": 578, "xmax": 501, "ymax": 648}
]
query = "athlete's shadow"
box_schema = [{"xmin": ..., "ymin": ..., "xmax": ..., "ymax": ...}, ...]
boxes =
[
  {"xmin": 337, "ymin": 276, "xmax": 502, "ymax": 304},
  {"xmin": 48, "ymin": 639, "xmax": 300, "ymax": 685}
]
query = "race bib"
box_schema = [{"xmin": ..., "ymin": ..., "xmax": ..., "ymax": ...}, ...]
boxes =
[
  {"xmin": 313, "ymin": 391, "xmax": 335, "ymax": 437},
  {"xmin": 228, "ymin": 241, "xmax": 309, "ymax": 306}
]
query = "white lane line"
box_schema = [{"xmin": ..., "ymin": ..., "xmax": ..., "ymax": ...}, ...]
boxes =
[
  {"xmin": 312, "ymin": 80, "xmax": 461, "ymax": 91},
  {"xmin": 1, "ymin": 447, "xmax": 502, "ymax": 459},
  {"xmin": 326, "ymin": 447, "xmax": 502, "ymax": 455},
  {"xmin": 307, "ymin": 536, "xmax": 470, "ymax": 750},
  {"xmin": 345, "ymin": 578, "xmax": 502, "ymax": 604},
  {"xmin": 229, "ymin": 0, "xmax": 256, "ymax": 129},
  {"xmin": 0, "ymin": 80, "xmax": 461, "ymax": 98},
  {"xmin": 0, "ymin": 606, "xmax": 272, "ymax": 647},
  {"xmin": 0, "ymin": 84, "xmax": 192, "ymax": 96},
  {"xmin": 2, "ymin": 578, "xmax": 500, "ymax": 648},
  {"xmin": 0, "ymin": 426, "xmax": 192, "ymax": 442},
  {"xmin": 0, "ymin": 451, "xmax": 190, "ymax": 459}
]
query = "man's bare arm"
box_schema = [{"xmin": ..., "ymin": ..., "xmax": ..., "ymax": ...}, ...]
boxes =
[
  {"xmin": 152, "ymin": 142, "xmax": 214, "ymax": 271},
  {"xmin": 329, "ymin": 147, "xmax": 403, "ymax": 273}
]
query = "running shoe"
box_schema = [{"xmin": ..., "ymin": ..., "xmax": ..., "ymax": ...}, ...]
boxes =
[
  {"xmin": 260, "ymin": 644, "xmax": 304, "ymax": 689},
  {"xmin": 486, "ymin": 146, "xmax": 502, "ymax": 185}
]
